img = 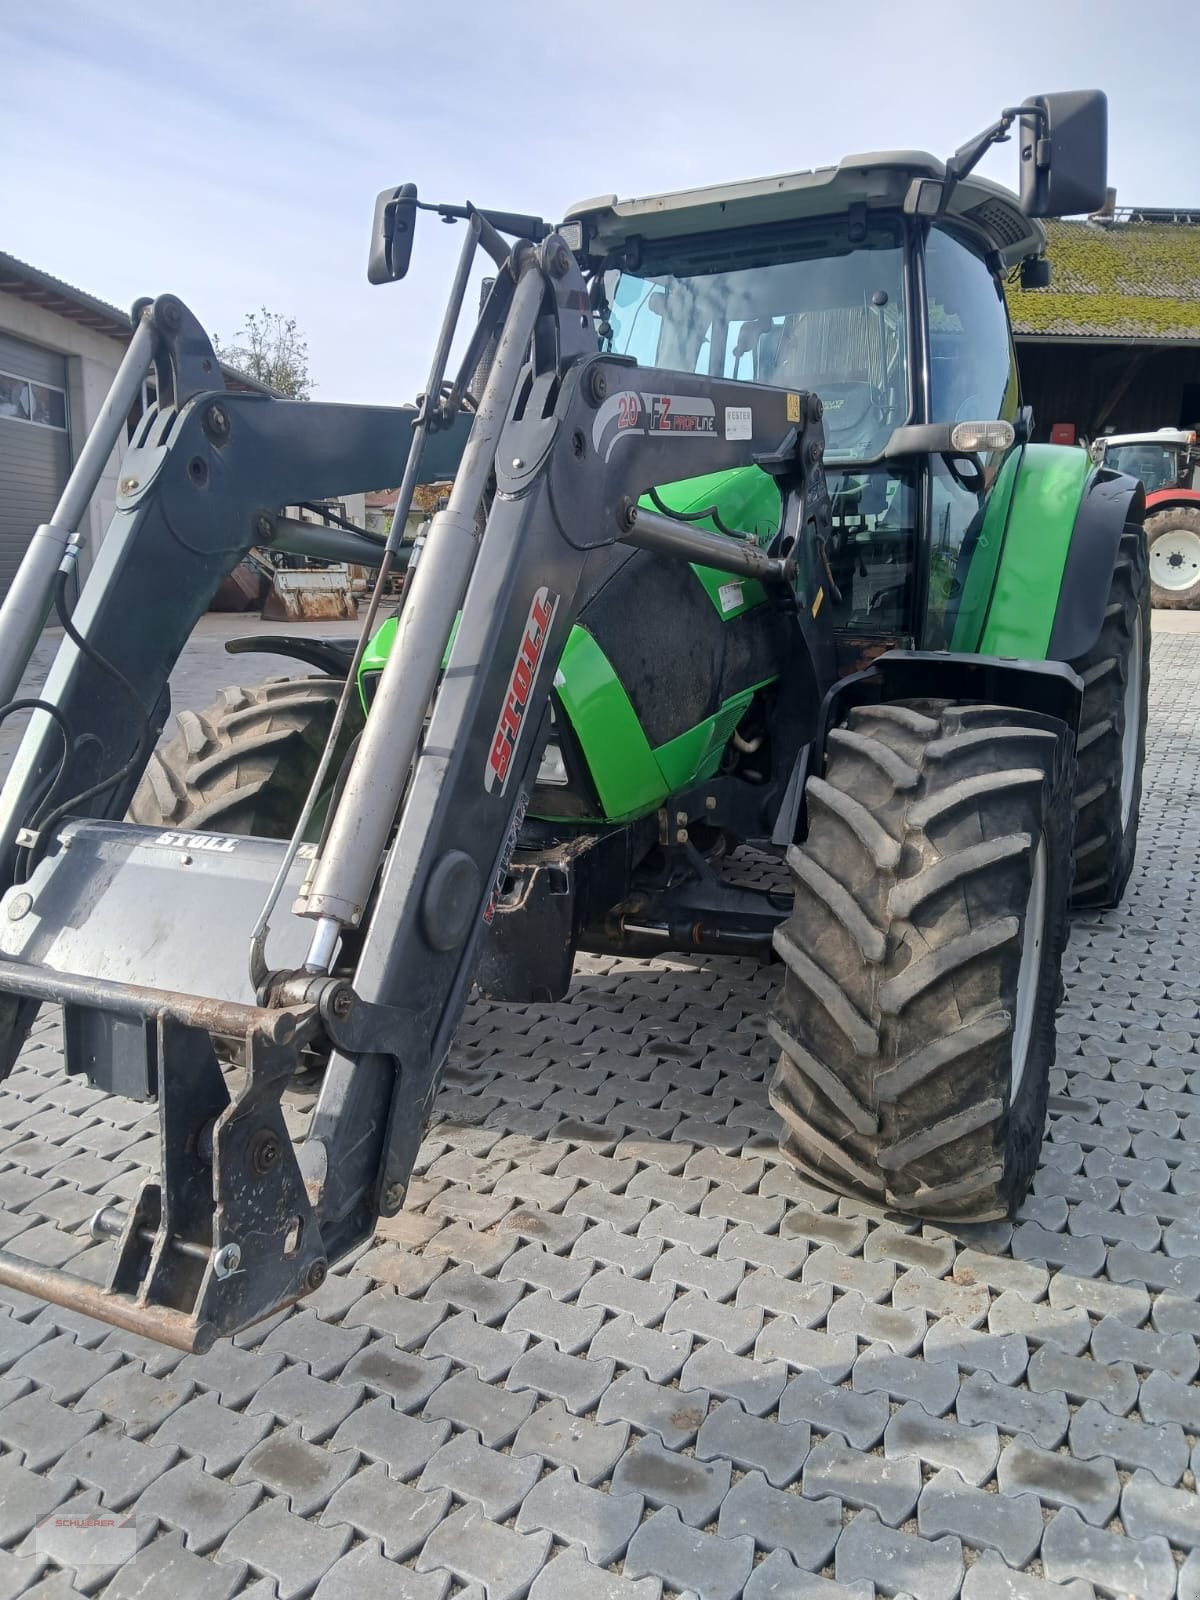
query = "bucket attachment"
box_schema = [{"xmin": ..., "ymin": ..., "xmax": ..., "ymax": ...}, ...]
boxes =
[{"xmin": 263, "ymin": 566, "xmax": 357, "ymax": 621}]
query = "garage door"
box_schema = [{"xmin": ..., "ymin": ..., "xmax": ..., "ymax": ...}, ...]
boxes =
[{"xmin": 0, "ymin": 331, "xmax": 71, "ymax": 596}]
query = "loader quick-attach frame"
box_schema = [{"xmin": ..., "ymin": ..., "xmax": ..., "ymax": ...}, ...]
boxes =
[{"xmin": 0, "ymin": 226, "xmax": 836, "ymax": 1349}]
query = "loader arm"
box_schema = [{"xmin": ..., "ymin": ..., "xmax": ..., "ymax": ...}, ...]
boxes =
[{"xmin": 0, "ymin": 235, "xmax": 835, "ymax": 1348}]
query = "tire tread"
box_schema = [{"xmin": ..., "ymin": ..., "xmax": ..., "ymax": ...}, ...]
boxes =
[
  {"xmin": 770, "ymin": 698, "xmax": 1075, "ymax": 1223},
  {"xmin": 129, "ymin": 676, "xmax": 359, "ymax": 838},
  {"xmin": 1068, "ymin": 523, "xmax": 1150, "ymax": 908}
]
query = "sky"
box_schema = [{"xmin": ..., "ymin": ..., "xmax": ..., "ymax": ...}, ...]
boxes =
[{"xmin": 2, "ymin": 1, "xmax": 1198, "ymax": 404}]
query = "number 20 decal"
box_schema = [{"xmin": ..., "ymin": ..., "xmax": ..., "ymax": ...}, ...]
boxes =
[{"xmin": 617, "ymin": 393, "xmax": 640, "ymax": 429}]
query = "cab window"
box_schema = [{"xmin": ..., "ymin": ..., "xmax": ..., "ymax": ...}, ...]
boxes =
[
  {"xmin": 925, "ymin": 226, "xmax": 1018, "ymax": 424},
  {"xmin": 923, "ymin": 226, "xmax": 1019, "ymax": 647}
]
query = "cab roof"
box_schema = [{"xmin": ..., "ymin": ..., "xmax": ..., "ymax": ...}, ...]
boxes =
[
  {"xmin": 566, "ymin": 153, "xmax": 1045, "ymax": 270},
  {"xmin": 1101, "ymin": 428, "xmax": 1196, "ymax": 447}
]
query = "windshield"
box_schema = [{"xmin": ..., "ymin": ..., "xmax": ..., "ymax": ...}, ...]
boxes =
[
  {"xmin": 603, "ymin": 216, "xmax": 909, "ymax": 463},
  {"xmin": 1102, "ymin": 443, "xmax": 1182, "ymax": 493}
]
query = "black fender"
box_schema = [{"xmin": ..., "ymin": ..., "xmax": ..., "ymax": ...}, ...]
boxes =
[
  {"xmin": 1047, "ymin": 468, "xmax": 1145, "ymax": 662},
  {"xmin": 224, "ymin": 633, "xmax": 358, "ymax": 678},
  {"xmin": 793, "ymin": 648, "xmax": 1085, "ymax": 843},
  {"xmin": 817, "ymin": 649, "xmax": 1085, "ymax": 750}
]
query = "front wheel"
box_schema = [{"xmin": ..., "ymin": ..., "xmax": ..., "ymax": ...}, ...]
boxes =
[
  {"xmin": 769, "ymin": 699, "xmax": 1074, "ymax": 1224},
  {"xmin": 1146, "ymin": 506, "xmax": 1200, "ymax": 609}
]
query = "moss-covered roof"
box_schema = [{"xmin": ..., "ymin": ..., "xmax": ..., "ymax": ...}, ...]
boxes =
[{"xmin": 1008, "ymin": 219, "xmax": 1200, "ymax": 341}]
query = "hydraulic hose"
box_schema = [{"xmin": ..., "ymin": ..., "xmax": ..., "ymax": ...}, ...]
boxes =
[{"xmin": 19, "ymin": 566, "xmax": 155, "ymax": 866}]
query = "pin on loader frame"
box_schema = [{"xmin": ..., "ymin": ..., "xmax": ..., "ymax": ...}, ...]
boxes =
[{"xmin": 0, "ymin": 218, "xmax": 842, "ymax": 1351}]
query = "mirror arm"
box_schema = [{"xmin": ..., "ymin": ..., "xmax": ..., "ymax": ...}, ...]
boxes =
[
  {"xmin": 418, "ymin": 198, "xmax": 551, "ymax": 242},
  {"xmin": 941, "ymin": 450, "xmax": 986, "ymax": 497},
  {"xmin": 942, "ymin": 103, "xmax": 1045, "ymax": 209}
]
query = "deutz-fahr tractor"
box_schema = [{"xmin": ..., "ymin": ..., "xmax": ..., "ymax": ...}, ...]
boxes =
[
  {"xmin": 1091, "ymin": 427, "xmax": 1200, "ymax": 607},
  {"xmin": 0, "ymin": 90, "xmax": 1148, "ymax": 1350}
]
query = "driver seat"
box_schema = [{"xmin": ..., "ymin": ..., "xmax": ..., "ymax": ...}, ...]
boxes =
[
  {"xmin": 757, "ymin": 307, "xmax": 877, "ymax": 391},
  {"xmin": 1120, "ymin": 448, "xmax": 1169, "ymax": 494}
]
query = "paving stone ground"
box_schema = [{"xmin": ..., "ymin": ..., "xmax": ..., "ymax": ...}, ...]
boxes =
[{"xmin": 0, "ymin": 617, "xmax": 1196, "ymax": 1600}]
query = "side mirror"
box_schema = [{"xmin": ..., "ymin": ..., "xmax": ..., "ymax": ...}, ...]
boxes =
[
  {"xmin": 1019, "ymin": 92, "xmax": 1107, "ymax": 217},
  {"xmin": 368, "ymin": 183, "xmax": 419, "ymax": 284}
]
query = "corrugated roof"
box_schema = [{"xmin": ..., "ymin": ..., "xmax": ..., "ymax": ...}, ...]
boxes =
[
  {"xmin": 0, "ymin": 250, "xmax": 133, "ymax": 339},
  {"xmin": 0, "ymin": 250, "xmax": 275, "ymax": 392},
  {"xmin": 1009, "ymin": 219, "xmax": 1200, "ymax": 342}
]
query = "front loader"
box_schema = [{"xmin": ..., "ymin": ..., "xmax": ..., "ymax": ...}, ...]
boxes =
[{"xmin": 0, "ymin": 90, "xmax": 1148, "ymax": 1349}]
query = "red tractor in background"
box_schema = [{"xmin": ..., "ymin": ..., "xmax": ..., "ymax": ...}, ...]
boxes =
[{"xmin": 1092, "ymin": 428, "xmax": 1200, "ymax": 607}]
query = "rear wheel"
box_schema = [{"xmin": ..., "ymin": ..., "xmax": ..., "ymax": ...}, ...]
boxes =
[
  {"xmin": 769, "ymin": 699, "xmax": 1074, "ymax": 1224},
  {"xmin": 129, "ymin": 676, "xmax": 359, "ymax": 836},
  {"xmin": 1068, "ymin": 525, "xmax": 1150, "ymax": 908},
  {"xmin": 1146, "ymin": 506, "xmax": 1200, "ymax": 609}
]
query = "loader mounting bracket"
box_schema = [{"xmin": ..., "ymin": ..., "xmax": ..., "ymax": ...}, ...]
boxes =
[
  {"xmin": 106, "ymin": 1011, "xmax": 327, "ymax": 1349},
  {"xmin": 0, "ymin": 988, "xmax": 327, "ymax": 1353}
]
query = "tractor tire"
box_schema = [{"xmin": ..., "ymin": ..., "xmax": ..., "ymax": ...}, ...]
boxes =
[
  {"xmin": 129, "ymin": 677, "xmax": 360, "ymax": 837},
  {"xmin": 769, "ymin": 699, "xmax": 1074, "ymax": 1224},
  {"xmin": 1068, "ymin": 525, "xmax": 1150, "ymax": 909},
  {"xmin": 1145, "ymin": 505, "xmax": 1200, "ymax": 609}
]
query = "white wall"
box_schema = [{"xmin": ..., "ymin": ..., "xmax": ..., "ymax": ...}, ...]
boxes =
[
  {"xmin": 0, "ymin": 293, "xmax": 126, "ymax": 577},
  {"xmin": 290, "ymin": 491, "xmax": 367, "ymax": 527}
]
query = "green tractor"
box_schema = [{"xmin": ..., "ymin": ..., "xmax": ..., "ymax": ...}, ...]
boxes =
[{"xmin": 130, "ymin": 91, "xmax": 1147, "ymax": 1227}]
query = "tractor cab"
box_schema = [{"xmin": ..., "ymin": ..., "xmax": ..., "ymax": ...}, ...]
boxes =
[
  {"xmin": 1091, "ymin": 428, "xmax": 1200, "ymax": 493},
  {"xmin": 566, "ymin": 134, "xmax": 1077, "ymax": 655}
]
